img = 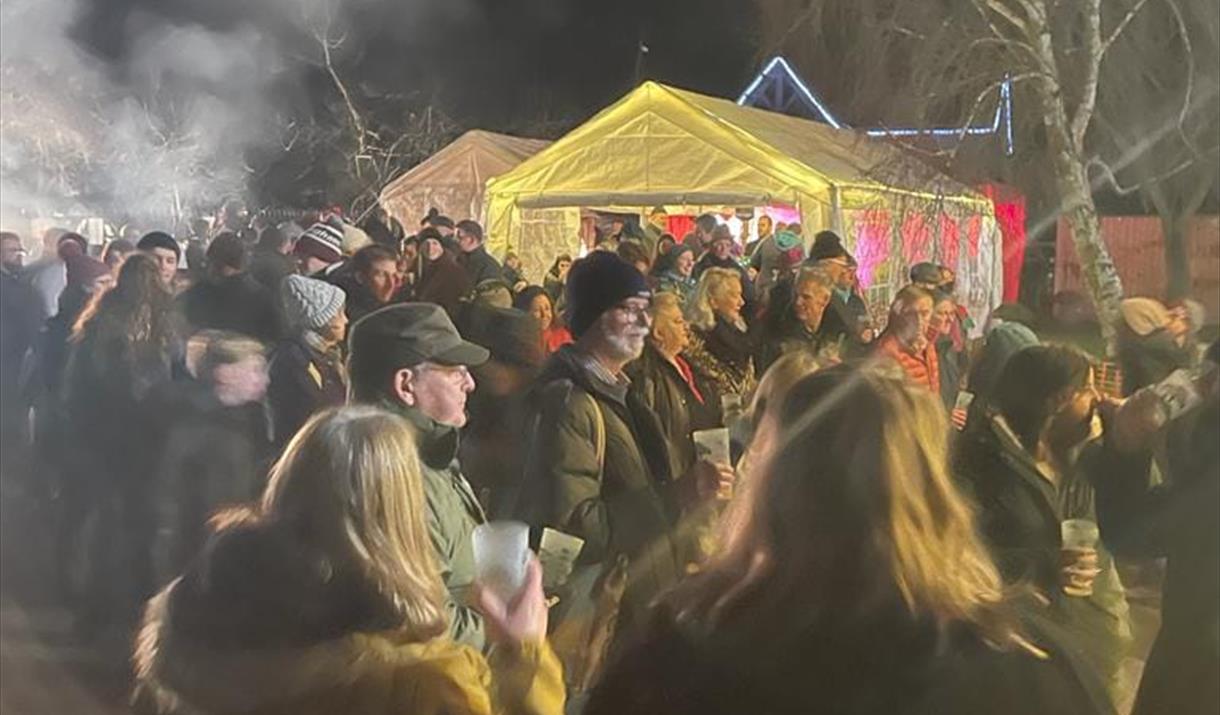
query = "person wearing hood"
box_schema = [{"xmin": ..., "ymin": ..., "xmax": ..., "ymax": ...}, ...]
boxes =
[
  {"xmin": 653, "ymin": 244, "xmax": 697, "ymax": 307},
  {"xmin": 179, "ymin": 233, "xmax": 285, "ymax": 345},
  {"xmin": 267, "ymin": 275, "xmax": 348, "ymax": 447},
  {"xmin": 132, "ymin": 407, "xmax": 563, "ymax": 715},
  {"xmin": 505, "ymin": 252, "xmax": 732, "ymax": 657},
  {"xmin": 347, "ymin": 303, "xmax": 491, "ymax": 650},
  {"xmin": 416, "ymin": 228, "xmax": 471, "ymax": 317},
  {"xmin": 1115, "ymin": 297, "xmax": 1194, "ymax": 396},
  {"xmin": 456, "ymin": 220, "xmax": 503, "ymax": 288}
]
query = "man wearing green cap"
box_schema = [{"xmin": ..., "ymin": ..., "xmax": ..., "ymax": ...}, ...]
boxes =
[{"xmin": 346, "ymin": 302, "xmax": 491, "ymax": 650}]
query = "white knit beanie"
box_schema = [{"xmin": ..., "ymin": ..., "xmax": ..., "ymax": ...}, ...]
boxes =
[
  {"xmin": 342, "ymin": 224, "xmax": 373, "ymax": 256},
  {"xmin": 282, "ymin": 274, "xmax": 346, "ymax": 330}
]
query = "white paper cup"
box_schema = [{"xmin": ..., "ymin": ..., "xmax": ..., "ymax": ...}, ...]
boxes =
[
  {"xmin": 1061, "ymin": 519, "xmax": 1099, "ymax": 551},
  {"xmin": 472, "ymin": 521, "xmax": 530, "ymax": 603},
  {"xmin": 693, "ymin": 427, "xmax": 731, "ymax": 466}
]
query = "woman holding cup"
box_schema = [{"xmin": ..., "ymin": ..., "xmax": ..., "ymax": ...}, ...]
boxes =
[
  {"xmin": 953, "ymin": 345, "xmax": 1132, "ymax": 708},
  {"xmin": 133, "ymin": 406, "xmax": 562, "ymax": 715}
]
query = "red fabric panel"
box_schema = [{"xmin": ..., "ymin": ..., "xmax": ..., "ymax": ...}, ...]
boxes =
[
  {"xmin": 852, "ymin": 210, "xmax": 891, "ymax": 289},
  {"xmin": 938, "ymin": 214, "xmax": 960, "ymax": 272},
  {"xmin": 900, "ymin": 213, "xmax": 933, "ymax": 267},
  {"xmin": 979, "ymin": 183, "xmax": 1028, "ymax": 303},
  {"xmin": 666, "ymin": 215, "xmax": 696, "ymax": 242}
]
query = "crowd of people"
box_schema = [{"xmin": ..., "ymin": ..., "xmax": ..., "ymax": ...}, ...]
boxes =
[{"xmin": 0, "ymin": 206, "xmax": 1215, "ymax": 715}]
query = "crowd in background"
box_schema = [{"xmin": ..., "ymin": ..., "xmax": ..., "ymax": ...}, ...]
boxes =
[{"xmin": 0, "ymin": 203, "xmax": 1215, "ymax": 715}]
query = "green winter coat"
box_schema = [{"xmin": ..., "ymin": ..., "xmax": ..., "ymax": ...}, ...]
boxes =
[{"xmin": 391, "ymin": 402, "xmax": 487, "ymax": 651}]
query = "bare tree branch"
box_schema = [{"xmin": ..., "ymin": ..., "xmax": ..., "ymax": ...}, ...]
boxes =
[
  {"xmin": 1100, "ymin": 0, "xmax": 1155, "ymax": 56},
  {"xmin": 1072, "ymin": 0, "xmax": 1103, "ymax": 151}
]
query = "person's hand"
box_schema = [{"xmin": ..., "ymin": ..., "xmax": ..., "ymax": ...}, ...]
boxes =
[
  {"xmin": 1098, "ymin": 394, "xmax": 1160, "ymax": 454},
  {"xmin": 1060, "ymin": 548, "xmax": 1101, "ymax": 597},
  {"xmin": 684, "ymin": 460, "xmax": 736, "ymax": 503},
  {"xmin": 474, "ymin": 558, "xmax": 548, "ymax": 646}
]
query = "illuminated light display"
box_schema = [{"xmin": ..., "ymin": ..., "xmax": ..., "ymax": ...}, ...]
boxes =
[{"xmin": 738, "ymin": 56, "xmax": 1015, "ymax": 156}]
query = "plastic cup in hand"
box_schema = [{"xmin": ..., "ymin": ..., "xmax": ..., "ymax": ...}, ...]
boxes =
[
  {"xmin": 693, "ymin": 428, "xmax": 732, "ymax": 500},
  {"xmin": 1061, "ymin": 519, "xmax": 1099, "ymax": 551},
  {"xmin": 693, "ymin": 428, "xmax": 731, "ymax": 466},
  {"xmin": 1061, "ymin": 519, "xmax": 1100, "ymax": 597},
  {"xmin": 472, "ymin": 521, "xmax": 530, "ymax": 603}
]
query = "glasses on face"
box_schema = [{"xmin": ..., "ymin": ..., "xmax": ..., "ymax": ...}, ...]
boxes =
[
  {"xmin": 418, "ymin": 363, "xmax": 472, "ymax": 382},
  {"xmin": 614, "ymin": 302, "xmax": 651, "ymax": 321}
]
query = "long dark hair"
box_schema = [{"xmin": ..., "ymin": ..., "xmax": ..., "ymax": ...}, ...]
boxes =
[
  {"xmin": 73, "ymin": 253, "xmax": 178, "ymax": 353},
  {"xmin": 991, "ymin": 345, "xmax": 1092, "ymax": 451}
]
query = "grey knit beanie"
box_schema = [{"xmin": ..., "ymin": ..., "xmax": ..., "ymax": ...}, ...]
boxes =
[{"xmin": 282, "ymin": 274, "xmax": 346, "ymax": 330}]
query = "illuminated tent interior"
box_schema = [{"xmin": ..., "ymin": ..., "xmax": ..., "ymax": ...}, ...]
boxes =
[{"xmin": 483, "ymin": 81, "xmax": 1004, "ymax": 329}]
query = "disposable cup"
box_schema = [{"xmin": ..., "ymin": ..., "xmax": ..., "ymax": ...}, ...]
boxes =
[
  {"xmin": 472, "ymin": 521, "xmax": 530, "ymax": 603},
  {"xmin": 1061, "ymin": 519, "xmax": 1100, "ymax": 551},
  {"xmin": 692, "ymin": 428, "xmax": 731, "ymax": 466}
]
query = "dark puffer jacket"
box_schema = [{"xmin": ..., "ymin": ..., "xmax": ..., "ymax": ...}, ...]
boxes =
[{"xmin": 507, "ymin": 345, "xmax": 684, "ymax": 630}]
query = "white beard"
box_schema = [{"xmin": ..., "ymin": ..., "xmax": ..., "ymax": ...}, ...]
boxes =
[{"xmin": 605, "ymin": 330, "xmax": 647, "ymax": 362}]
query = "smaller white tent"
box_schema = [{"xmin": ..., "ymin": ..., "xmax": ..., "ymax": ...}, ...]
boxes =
[{"xmin": 379, "ymin": 129, "xmax": 550, "ymax": 229}]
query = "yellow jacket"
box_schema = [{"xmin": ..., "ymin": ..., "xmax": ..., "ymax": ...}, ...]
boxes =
[{"xmin": 133, "ymin": 587, "xmax": 565, "ymax": 715}]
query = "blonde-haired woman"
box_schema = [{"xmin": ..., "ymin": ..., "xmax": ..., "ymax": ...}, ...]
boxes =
[
  {"xmin": 684, "ymin": 267, "xmax": 756, "ymax": 413},
  {"xmin": 133, "ymin": 406, "xmax": 563, "ymax": 715},
  {"xmin": 586, "ymin": 365, "xmax": 1108, "ymax": 715}
]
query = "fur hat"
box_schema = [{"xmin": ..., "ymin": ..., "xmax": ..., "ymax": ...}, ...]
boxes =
[
  {"xmin": 281, "ymin": 274, "xmax": 346, "ymax": 331},
  {"xmin": 341, "ymin": 224, "xmax": 373, "ymax": 256}
]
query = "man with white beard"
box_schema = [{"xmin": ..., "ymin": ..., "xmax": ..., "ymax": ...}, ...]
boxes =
[{"xmin": 509, "ymin": 251, "xmax": 732, "ymax": 651}]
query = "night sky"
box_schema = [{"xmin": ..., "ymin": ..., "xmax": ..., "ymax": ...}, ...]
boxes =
[{"xmin": 70, "ymin": 0, "xmax": 762, "ymax": 131}]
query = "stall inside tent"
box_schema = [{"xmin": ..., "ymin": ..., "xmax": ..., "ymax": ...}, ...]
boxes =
[
  {"xmin": 379, "ymin": 129, "xmax": 551, "ymax": 231},
  {"xmin": 483, "ymin": 81, "xmax": 1003, "ymax": 333}
]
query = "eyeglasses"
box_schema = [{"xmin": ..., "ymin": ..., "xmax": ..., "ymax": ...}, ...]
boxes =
[
  {"xmin": 614, "ymin": 302, "xmax": 652, "ymax": 321},
  {"xmin": 417, "ymin": 363, "xmax": 472, "ymax": 381}
]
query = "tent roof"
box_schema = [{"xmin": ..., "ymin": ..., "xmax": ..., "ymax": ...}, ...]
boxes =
[
  {"xmin": 485, "ymin": 81, "xmax": 986, "ymax": 211},
  {"xmin": 381, "ymin": 129, "xmax": 551, "ymax": 201}
]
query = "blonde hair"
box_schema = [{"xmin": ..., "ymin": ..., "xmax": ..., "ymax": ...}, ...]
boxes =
[
  {"xmin": 649, "ymin": 290, "xmax": 683, "ymax": 318},
  {"xmin": 671, "ymin": 365, "xmax": 1031, "ymax": 653},
  {"xmin": 262, "ymin": 406, "xmax": 448, "ymax": 641},
  {"xmin": 687, "ymin": 267, "xmax": 742, "ymax": 331}
]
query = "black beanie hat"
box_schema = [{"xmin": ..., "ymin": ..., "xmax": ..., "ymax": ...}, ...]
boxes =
[
  {"xmin": 137, "ymin": 231, "xmax": 181, "ymax": 261},
  {"xmin": 564, "ymin": 251, "xmax": 651, "ymax": 338},
  {"xmin": 807, "ymin": 230, "xmax": 849, "ymax": 262}
]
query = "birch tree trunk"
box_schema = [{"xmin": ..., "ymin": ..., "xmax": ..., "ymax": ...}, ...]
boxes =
[{"xmin": 1028, "ymin": 0, "xmax": 1125, "ymax": 348}]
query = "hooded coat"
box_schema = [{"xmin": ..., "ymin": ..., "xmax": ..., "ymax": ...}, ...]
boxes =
[
  {"xmin": 266, "ymin": 334, "xmax": 347, "ymax": 448},
  {"xmin": 132, "ymin": 522, "xmax": 564, "ymax": 715}
]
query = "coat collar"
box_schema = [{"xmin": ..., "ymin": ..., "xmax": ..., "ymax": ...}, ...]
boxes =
[{"xmin": 381, "ymin": 399, "xmax": 460, "ymax": 469}]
